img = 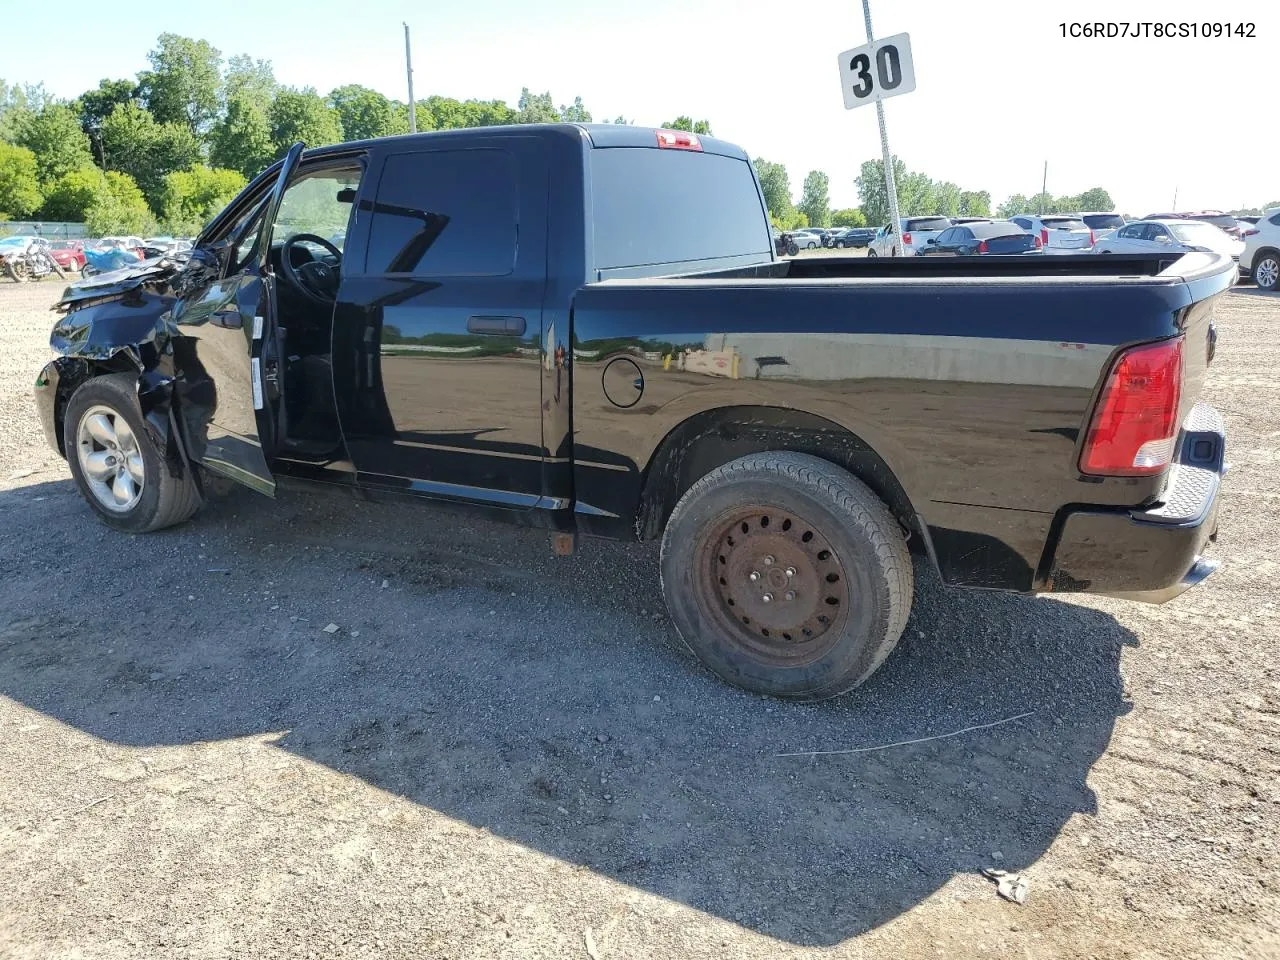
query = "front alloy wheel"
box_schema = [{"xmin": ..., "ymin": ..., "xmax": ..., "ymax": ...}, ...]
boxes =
[
  {"xmin": 75, "ymin": 404, "xmax": 145, "ymax": 512},
  {"xmin": 64, "ymin": 373, "xmax": 203, "ymax": 532}
]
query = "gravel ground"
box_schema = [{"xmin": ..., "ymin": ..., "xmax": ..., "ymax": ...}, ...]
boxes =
[{"xmin": 0, "ymin": 278, "xmax": 1277, "ymax": 959}]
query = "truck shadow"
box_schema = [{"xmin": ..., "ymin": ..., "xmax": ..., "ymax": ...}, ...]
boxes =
[{"xmin": 0, "ymin": 478, "xmax": 1134, "ymax": 946}]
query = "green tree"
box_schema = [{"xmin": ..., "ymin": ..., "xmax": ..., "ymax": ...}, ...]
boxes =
[
  {"xmin": 223, "ymin": 54, "xmax": 275, "ymax": 111},
  {"xmin": 559, "ymin": 96, "xmax": 591, "ymax": 123},
  {"xmin": 329, "ymin": 84, "xmax": 398, "ymax": 141},
  {"xmin": 160, "ymin": 165, "xmax": 247, "ymax": 234},
  {"xmin": 268, "ymin": 87, "xmax": 342, "ymax": 157},
  {"xmin": 137, "ymin": 33, "xmax": 223, "ymax": 136},
  {"xmin": 11, "ymin": 104, "xmax": 95, "ymax": 186},
  {"xmin": 855, "ymin": 156, "xmax": 905, "ymax": 226},
  {"xmin": 210, "ymin": 96, "xmax": 274, "ymax": 178},
  {"xmin": 1072, "ymin": 187, "xmax": 1114, "ymax": 211},
  {"xmin": 611, "ymin": 115, "xmax": 629, "ymax": 125},
  {"xmin": 753, "ymin": 158, "xmax": 794, "ymax": 223},
  {"xmin": 85, "ymin": 170, "xmax": 156, "ymax": 235},
  {"xmin": 0, "ymin": 142, "xmax": 42, "ymax": 218},
  {"xmin": 932, "ymin": 181, "xmax": 961, "ymax": 218},
  {"xmin": 797, "ymin": 170, "xmax": 831, "ymax": 227},
  {"xmin": 0, "ymin": 81, "xmax": 52, "ymax": 141},
  {"xmin": 516, "ymin": 88, "xmax": 560, "ymax": 124},
  {"xmin": 100, "ymin": 103, "xmax": 202, "ymax": 210},
  {"xmin": 39, "ymin": 167, "xmax": 104, "ymax": 221},
  {"xmin": 958, "ymin": 190, "xmax": 991, "ymax": 217},
  {"xmin": 997, "ymin": 193, "xmax": 1032, "ymax": 217},
  {"xmin": 830, "ymin": 207, "xmax": 866, "ymax": 228},
  {"xmin": 75, "ymin": 78, "xmax": 138, "ymax": 166},
  {"xmin": 661, "ymin": 116, "xmax": 713, "ymax": 135}
]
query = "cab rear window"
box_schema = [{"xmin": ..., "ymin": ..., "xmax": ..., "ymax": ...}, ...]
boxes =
[{"xmin": 590, "ymin": 149, "xmax": 770, "ymax": 271}]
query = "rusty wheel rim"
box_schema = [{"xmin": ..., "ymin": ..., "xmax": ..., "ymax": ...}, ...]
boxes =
[{"xmin": 697, "ymin": 505, "xmax": 852, "ymax": 665}]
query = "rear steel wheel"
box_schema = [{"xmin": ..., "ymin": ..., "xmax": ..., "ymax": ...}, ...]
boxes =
[
  {"xmin": 661, "ymin": 452, "xmax": 913, "ymax": 700},
  {"xmin": 699, "ymin": 505, "xmax": 850, "ymax": 665}
]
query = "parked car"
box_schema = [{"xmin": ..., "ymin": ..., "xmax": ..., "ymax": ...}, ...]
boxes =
[
  {"xmin": 1008, "ymin": 215, "xmax": 1094, "ymax": 254},
  {"xmin": 1094, "ymin": 218, "xmax": 1245, "ymax": 274},
  {"xmin": 917, "ymin": 220, "xmax": 1043, "ymax": 256},
  {"xmin": 1240, "ymin": 208, "xmax": 1280, "ymax": 291},
  {"xmin": 1237, "ymin": 216, "xmax": 1261, "ymax": 225},
  {"xmin": 35, "ymin": 124, "xmax": 1233, "ymax": 702},
  {"xmin": 48, "ymin": 240, "xmax": 87, "ymax": 271},
  {"xmin": 1074, "ymin": 212, "xmax": 1127, "ymax": 245},
  {"xmin": 867, "ymin": 216, "xmax": 953, "ymax": 257},
  {"xmin": 1145, "ymin": 211, "xmax": 1242, "ymax": 240},
  {"xmin": 790, "ymin": 229, "xmax": 822, "ymax": 250},
  {"xmin": 99, "ymin": 236, "xmax": 145, "ymax": 257},
  {"xmin": 831, "ymin": 227, "xmax": 876, "ymax": 248}
]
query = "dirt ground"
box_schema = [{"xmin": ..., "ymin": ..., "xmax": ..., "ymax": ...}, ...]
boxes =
[{"xmin": 0, "ymin": 277, "xmax": 1277, "ymax": 960}]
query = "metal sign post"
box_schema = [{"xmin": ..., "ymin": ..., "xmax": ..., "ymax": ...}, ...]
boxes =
[
  {"xmin": 404, "ymin": 23, "xmax": 417, "ymax": 134},
  {"xmin": 861, "ymin": 2, "xmax": 901, "ymax": 256},
  {"xmin": 837, "ymin": 12, "xmax": 914, "ymax": 257}
]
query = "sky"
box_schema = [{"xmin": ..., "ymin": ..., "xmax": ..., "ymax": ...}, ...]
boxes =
[{"xmin": 4, "ymin": 0, "xmax": 1278, "ymax": 215}]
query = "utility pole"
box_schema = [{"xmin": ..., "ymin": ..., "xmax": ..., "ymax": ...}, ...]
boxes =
[
  {"xmin": 861, "ymin": 0, "xmax": 902, "ymax": 256},
  {"xmin": 1039, "ymin": 161, "xmax": 1047, "ymax": 214},
  {"xmin": 404, "ymin": 23, "xmax": 417, "ymax": 134},
  {"xmin": 1172, "ymin": 185, "xmax": 1178, "ymax": 212}
]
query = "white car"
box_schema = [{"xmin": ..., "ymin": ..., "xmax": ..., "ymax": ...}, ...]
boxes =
[
  {"xmin": 867, "ymin": 216, "xmax": 953, "ymax": 257},
  {"xmin": 1008, "ymin": 215, "xmax": 1094, "ymax": 254},
  {"xmin": 1241, "ymin": 208, "xmax": 1280, "ymax": 291},
  {"xmin": 1093, "ymin": 218, "xmax": 1246, "ymax": 272},
  {"xmin": 789, "ymin": 229, "xmax": 823, "ymax": 250}
]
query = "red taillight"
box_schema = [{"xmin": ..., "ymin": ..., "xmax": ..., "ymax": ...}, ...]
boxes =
[
  {"xmin": 902, "ymin": 232, "xmax": 913, "ymax": 245},
  {"xmin": 1033, "ymin": 235, "xmax": 1043, "ymax": 249},
  {"xmin": 1089, "ymin": 229, "xmax": 1096, "ymax": 244},
  {"xmin": 655, "ymin": 129, "xmax": 702, "ymax": 151},
  {"xmin": 1040, "ymin": 228, "xmax": 1050, "ymax": 247},
  {"xmin": 977, "ymin": 239, "xmax": 989, "ymax": 253},
  {"xmin": 1080, "ymin": 337, "xmax": 1184, "ymax": 476}
]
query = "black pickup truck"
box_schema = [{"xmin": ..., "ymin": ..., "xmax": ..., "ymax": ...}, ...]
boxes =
[{"xmin": 35, "ymin": 124, "xmax": 1232, "ymax": 700}]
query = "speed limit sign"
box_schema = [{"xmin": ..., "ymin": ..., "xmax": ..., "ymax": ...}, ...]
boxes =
[{"xmin": 837, "ymin": 32, "xmax": 916, "ymax": 109}]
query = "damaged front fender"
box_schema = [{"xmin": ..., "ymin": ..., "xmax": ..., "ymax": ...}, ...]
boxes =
[{"xmin": 39, "ymin": 255, "xmax": 215, "ymax": 487}]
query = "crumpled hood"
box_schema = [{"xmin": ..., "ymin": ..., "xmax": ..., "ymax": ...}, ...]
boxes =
[{"xmin": 55, "ymin": 257, "xmax": 180, "ymax": 310}]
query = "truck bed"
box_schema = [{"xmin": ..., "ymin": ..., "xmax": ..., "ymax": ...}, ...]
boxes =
[{"xmin": 568, "ymin": 252, "xmax": 1235, "ymax": 591}]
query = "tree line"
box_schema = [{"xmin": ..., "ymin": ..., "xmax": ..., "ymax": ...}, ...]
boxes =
[{"xmin": 0, "ymin": 33, "xmax": 667, "ymax": 236}]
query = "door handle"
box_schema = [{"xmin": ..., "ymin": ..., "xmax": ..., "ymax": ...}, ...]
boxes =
[
  {"xmin": 211, "ymin": 310, "xmax": 243, "ymax": 329},
  {"xmin": 467, "ymin": 315, "xmax": 526, "ymax": 336}
]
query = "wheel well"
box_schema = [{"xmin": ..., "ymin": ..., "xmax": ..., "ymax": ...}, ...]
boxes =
[
  {"xmin": 49, "ymin": 357, "xmax": 137, "ymax": 455},
  {"xmin": 635, "ymin": 405, "xmax": 931, "ymax": 557}
]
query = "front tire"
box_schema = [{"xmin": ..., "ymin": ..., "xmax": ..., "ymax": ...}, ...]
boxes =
[
  {"xmin": 1253, "ymin": 250, "xmax": 1280, "ymax": 291},
  {"xmin": 65, "ymin": 373, "xmax": 202, "ymax": 533},
  {"xmin": 867, "ymin": 249, "xmax": 877, "ymax": 258},
  {"xmin": 660, "ymin": 452, "xmax": 914, "ymax": 700}
]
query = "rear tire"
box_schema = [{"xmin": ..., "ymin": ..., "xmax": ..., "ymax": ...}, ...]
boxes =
[
  {"xmin": 867, "ymin": 250, "xmax": 877, "ymax": 258},
  {"xmin": 65, "ymin": 373, "xmax": 203, "ymax": 533},
  {"xmin": 1253, "ymin": 250, "xmax": 1280, "ymax": 291},
  {"xmin": 660, "ymin": 452, "xmax": 913, "ymax": 700}
]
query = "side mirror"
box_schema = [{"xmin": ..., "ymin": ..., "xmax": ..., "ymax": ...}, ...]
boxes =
[{"xmin": 926, "ymin": 238, "xmax": 937, "ymax": 245}]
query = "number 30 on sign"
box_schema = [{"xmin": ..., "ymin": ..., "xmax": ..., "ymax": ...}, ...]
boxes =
[{"xmin": 837, "ymin": 33, "xmax": 916, "ymax": 110}]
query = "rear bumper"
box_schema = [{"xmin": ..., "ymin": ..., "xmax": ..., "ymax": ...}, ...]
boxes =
[{"xmin": 1042, "ymin": 403, "xmax": 1225, "ymax": 604}]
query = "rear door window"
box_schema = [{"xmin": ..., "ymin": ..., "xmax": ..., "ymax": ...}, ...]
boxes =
[
  {"xmin": 364, "ymin": 149, "xmax": 517, "ymax": 276},
  {"xmin": 1042, "ymin": 217, "xmax": 1087, "ymax": 231}
]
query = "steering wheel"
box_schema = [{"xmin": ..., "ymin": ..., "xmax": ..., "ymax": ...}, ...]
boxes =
[{"xmin": 279, "ymin": 233, "xmax": 343, "ymax": 306}]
